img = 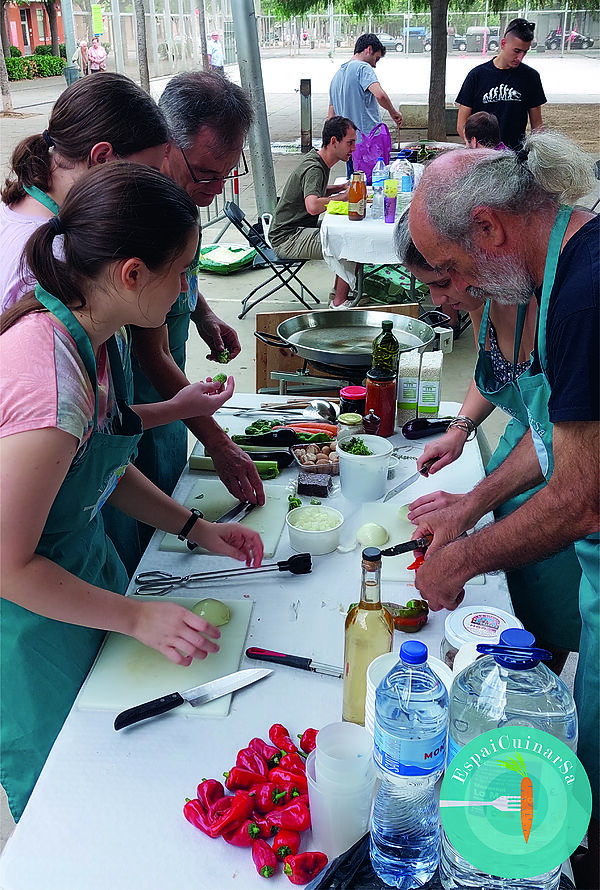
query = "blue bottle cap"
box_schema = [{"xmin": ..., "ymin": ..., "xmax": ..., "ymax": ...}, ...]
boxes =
[
  {"xmin": 476, "ymin": 628, "xmax": 552, "ymax": 669},
  {"xmin": 400, "ymin": 640, "xmax": 427, "ymax": 664}
]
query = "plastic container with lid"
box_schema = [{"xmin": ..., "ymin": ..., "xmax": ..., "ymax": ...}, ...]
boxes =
[
  {"xmin": 337, "ymin": 412, "xmax": 363, "ymax": 441},
  {"xmin": 440, "ymin": 605, "xmax": 523, "ymax": 669},
  {"xmin": 339, "ymin": 385, "xmax": 366, "ymax": 417}
]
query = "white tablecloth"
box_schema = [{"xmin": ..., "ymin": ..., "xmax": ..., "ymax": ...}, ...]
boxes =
[
  {"xmin": 320, "ymin": 212, "xmax": 401, "ymax": 290},
  {"xmin": 0, "ymin": 398, "xmax": 512, "ymax": 890}
]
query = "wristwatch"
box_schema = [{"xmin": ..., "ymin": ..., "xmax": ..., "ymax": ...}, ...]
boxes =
[{"xmin": 177, "ymin": 508, "xmax": 203, "ymax": 552}]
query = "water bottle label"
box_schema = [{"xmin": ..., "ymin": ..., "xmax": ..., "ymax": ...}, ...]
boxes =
[{"xmin": 373, "ymin": 724, "xmax": 447, "ymax": 776}]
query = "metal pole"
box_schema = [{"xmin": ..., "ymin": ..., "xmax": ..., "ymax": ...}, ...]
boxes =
[
  {"xmin": 148, "ymin": 0, "xmax": 159, "ymax": 77},
  {"xmin": 60, "ymin": 0, "xmax": 78, "ymax": 61},
  {"xmin": 300, "ymin": 78, "xmax": 312, "ymax": 153},
  {"xmin": 328, "ymin": 1, "xmax": 334, "ymax": 58},
  {"xmin": 231, "ymin": 0, "xmax": 277, "ymax": 217},
  {"xmin": 110, "ymin": 0, "xmax": 125, "ymax": 72}
]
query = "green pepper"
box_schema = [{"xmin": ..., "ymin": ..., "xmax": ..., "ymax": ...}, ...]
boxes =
[
  {"xmin": 244, "ymin": 419, "xmax": 284, "ymax": 435},
  {"xmin": 288, "ymin": 495, "xmax": 302, "ymax": 512},
  {"xmin": 212, "ymin": 373, "xmax": 227, "ymax": 384},
  {"xmin": 383, "ymin": 599, "xmax": 429, "ymax": 632},
  {"xmin": 217, "ymin": 349, "xmax": 231, "ymax": 364}
]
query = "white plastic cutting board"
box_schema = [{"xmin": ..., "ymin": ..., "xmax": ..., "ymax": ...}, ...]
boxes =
[
  {"xmin": 359, "ymin": 502, "xmax": 485, "ymax": 584},
  {"xmin": 159, "ymin": 478, "xmax": 288, "ymax": 558},
  {"xmin": 77, "ymin": 598, "xmax": 253, "ymax": 718}
]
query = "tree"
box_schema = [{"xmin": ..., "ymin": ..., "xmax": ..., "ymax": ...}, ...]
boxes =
[
  {"xmin": 43, "ymin": 0, "xmax": 60, "ymax": 56},
  {"xmin": 133, "ymin": 0, "xmax": 150, "ymax": 91},
  {"xmin": 0, "ymin": 35, "xmax": 14, "ymax": 113}
]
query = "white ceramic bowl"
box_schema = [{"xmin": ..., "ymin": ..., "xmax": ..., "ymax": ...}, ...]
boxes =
[
  {"xmin": 286, "ymin": 505, "xmax": 344, "ymax": 556},
  {"xmin": 364, "ymin": 651, "xmax": 454, "ymax": 737}
]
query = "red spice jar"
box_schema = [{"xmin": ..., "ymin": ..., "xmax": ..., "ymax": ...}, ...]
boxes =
[{"xmin": 365, "ymin": 368, "xmax": 396, "ymax": 437}]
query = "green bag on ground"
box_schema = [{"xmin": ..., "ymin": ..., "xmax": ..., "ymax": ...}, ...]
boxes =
[
  {"xmin": 361, "ymin": 265, "xmax": 428, "ymax": 305},
  {"xmin": 198, "ymin": 244, "xmax": 256, "ymax": 275}
]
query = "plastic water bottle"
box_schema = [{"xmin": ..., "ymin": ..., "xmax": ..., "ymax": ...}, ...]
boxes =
[
  {"xmin": 370, "ymin": 640, "xmax": 448, "ymax": 888},
  {"xmin": 440, "ymin": 628, "xmax": 578, "ymax": 890},
  {"xmin": 371, "ymin": 157, "xmax": 386, "ymax": 220}
]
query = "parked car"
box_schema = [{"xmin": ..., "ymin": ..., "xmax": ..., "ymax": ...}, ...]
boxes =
[
  {"xmin": 452, "ymin": 34, "xmax": 467, "ymax": 51},
  {"xmin": 466, "ymin": 26, "xmax": 500, "ymax": 52},
  {"xmin": 545, "ymin": 28, "xmax": 594, "ymax": 49},
  {"xmin": 377, "ymin": 32, "xmax": 404, "ymax": 52}
]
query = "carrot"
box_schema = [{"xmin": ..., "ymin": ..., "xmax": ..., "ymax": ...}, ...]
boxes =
[
  {"xmin": 271, "ymin": 425, "xmax": 335, "ymax": 438},
  {"xmin": 499, "ymin": 752, "xmax": 533, "ymax": 843},
  {"xmin": 281, "ymin": 422, "xmax": 338, "ymax": 436}
]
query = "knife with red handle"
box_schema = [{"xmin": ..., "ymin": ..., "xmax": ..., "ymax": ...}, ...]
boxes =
[{"xmin": 246, "ymin": 647, "xmax": 343, "ymax": 679}]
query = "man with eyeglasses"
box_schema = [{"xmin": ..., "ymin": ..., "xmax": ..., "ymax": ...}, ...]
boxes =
[
  {"xmin": 456, "ymin": 18, "xmax": 546, "ymax": 151},
  {"xmin": 122, "ymin": 71, "xmax": 263, "ymax": 565}
]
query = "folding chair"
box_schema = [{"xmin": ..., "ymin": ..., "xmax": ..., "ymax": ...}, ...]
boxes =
[{"xmin": 224, "ymin": 202, "xmax": 321, "ymax": 319}]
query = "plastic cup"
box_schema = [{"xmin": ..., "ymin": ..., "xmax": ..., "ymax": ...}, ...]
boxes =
[
  {"xmin": 384, "ymin": 195, "xmax": 397, "ymax": 223},
  {"xmin": 306, "ymin": 748, "xmax": 376, "ymax": 859},
  {"xmin": 338, "ymin": 435, "xmax": 394, "ymax": 503},
  {"xmin": 315, "ymin": 721, "xmax": 373, "ymax": 787}
]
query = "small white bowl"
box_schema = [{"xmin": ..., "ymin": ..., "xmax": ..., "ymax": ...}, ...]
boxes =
[{"xmin": 286, "ymin": 505, "xmax": 344, "ymax": 556}]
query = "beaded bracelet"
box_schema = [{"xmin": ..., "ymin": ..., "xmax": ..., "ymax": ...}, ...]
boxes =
[{"xmin": 446, "ymin": 415, "xmax": 477, "ymax": 441}]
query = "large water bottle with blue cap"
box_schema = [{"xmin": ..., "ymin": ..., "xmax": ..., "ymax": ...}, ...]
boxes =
[
  {"xmin": 440, "ymin": 628, "xmax": 578, "ymax": 890},
  {"xmin": 371, "ymin": 157, "xmax": 386, "ymax": 220},
  {"xmin": 370, "ymin": 640, "xmax": 448, "ymax": 888}
]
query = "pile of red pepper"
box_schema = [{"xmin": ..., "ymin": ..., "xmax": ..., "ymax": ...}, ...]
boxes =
[{"xmin": 183, "ymin": 723, "xmax": 327, "ymax": 884}]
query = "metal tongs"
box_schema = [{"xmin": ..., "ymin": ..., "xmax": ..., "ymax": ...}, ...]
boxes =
[{"xmin": 134, "ymin": 553, "xmax": 312, "ymax": 595}]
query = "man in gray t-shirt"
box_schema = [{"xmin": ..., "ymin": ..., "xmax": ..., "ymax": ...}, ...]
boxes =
[{"xmin": 328, "ymin": 33, "xmax": 403, "ymax": 147}]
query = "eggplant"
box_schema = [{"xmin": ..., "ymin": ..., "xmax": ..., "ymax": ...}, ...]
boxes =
[
  {"xmin": 232, "ymin": 429, "xmax": 299, "ymax": 447},
  {"xmin": 243, "ymin": 451, "xmax": 294, "ymax": 469},
  {"xmin": 401, "ymin": 418, "xmax": 454, "ymax": 440}
]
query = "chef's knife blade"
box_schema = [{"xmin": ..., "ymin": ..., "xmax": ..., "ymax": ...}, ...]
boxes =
[
  {"xmin": 383, "ymin": 457, "xmax": 437, "ymax": 502},
  {"xmin": 114, "ymin": 667, "xmax": 272, "ymax": 730},
  {"xmin": 246, "ymin": 647, "xmax": 343, "ymax": 679},
  {"xmin": 381, "ymin": 535, "xmax": 433, "ymax": 557},
  {"xmin": 187, "ymin": 501, "xmax": 256, "ymax": 550}
]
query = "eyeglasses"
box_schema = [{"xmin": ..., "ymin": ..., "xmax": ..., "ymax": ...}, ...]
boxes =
[
  {"xmin": 505, "ymin": 21, "xmax": 535, "ymax": 37},
  {"xmin": 179, "ymin": 146, "xmax": 248, "ymax": 185}
]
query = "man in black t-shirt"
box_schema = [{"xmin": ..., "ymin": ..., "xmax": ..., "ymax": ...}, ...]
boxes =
[{"xmin": 456, "ymin": 18, "xmax": 546, "ymax": 150}]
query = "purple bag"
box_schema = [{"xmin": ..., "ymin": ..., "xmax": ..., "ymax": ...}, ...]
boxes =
[{"xmin": 352, "ymin": 123, "xmax": 392, "ymax": 184}]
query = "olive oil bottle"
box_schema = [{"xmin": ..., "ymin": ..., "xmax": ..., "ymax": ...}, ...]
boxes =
[{"xmin": 343, "ymin": 547, "xmax": 394, "ymax": 725}]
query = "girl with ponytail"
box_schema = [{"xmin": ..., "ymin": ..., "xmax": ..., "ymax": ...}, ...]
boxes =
[{"xmin": 0, "ymin": 163, "xmax": 263, "ymax": 822}]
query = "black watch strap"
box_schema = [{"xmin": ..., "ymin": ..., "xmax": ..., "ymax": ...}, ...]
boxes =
[{"xmin": 177, "ymin": 508, "xmax": 202, "ymax": 542}]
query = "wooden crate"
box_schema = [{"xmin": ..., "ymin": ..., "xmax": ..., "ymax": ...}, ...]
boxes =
[{"xmin": 255, "ymin": 304, "xmax": 420, "ymax": 393}]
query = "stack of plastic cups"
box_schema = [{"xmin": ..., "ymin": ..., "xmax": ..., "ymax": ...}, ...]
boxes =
[{"xmin": 306, "ymin": 722, "xmax": 377, "ymax": 859}]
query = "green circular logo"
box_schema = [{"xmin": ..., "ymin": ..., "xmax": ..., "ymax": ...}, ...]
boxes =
[{"xmin": 440, "ymin": 727, "xmax": 592, "ymax": 879}]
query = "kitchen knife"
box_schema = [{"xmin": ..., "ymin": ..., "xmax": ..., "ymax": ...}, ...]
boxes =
[
  {"xmin": 186, "ymin": 501, "xmax": 256, "ymax": 551},
  {"xmin": 381, "ymin": 535, "xmax": 433, "ymax": 557},
  {"xmin": 246, "ymin": 647, "xmax": 343, "ymax": 679},
  {"xmin": 114, "ymin": 667, "xmax": 272, "ymax": 730},
  {"xmin": 382, "ymin": 457, "xmax": 437, "ymax": 502}
]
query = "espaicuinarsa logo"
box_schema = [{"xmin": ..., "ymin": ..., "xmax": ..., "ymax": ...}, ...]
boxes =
[{"xmin": 440, "ymin": 727, "xmax": 591, "ymax": 879}]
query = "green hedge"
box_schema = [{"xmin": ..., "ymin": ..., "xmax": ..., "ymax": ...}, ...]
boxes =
[
  {"xmin": 9, "ymin": 45, "xmax": 22, "ymax": 57},
  {"xmin": 5, "ymin": 54, "xmax": 66, "ymax": 80},
  {"xmin": 34, "ymin": 44, "xmax": 53, "ymax": 55}
]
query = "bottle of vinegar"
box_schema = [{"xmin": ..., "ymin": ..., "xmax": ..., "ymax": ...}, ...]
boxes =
[{"xmin": 343, "ymin": 547, "xmax": 394, "ymax": 725}]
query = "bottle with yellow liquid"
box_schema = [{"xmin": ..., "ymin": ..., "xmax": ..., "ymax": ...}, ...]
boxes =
[{"xmin": 343, "ymin": 547, "xmax": 394, "ymax": 725}]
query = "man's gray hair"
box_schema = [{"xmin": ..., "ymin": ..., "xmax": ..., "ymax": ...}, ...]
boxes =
[
  {"xmin": 394, "ymin": 208, "xmax": 432, "ymax": 270},
  {"xmin": 158, "ymin": 71, "xmax": 253, "ymax": 152},
  {"xmin": 419, "ymin": 131, "xmax": 596, "ymax": 247}
]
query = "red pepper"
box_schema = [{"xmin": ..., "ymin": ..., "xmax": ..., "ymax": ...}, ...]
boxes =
[
  {"xmin": 223, "ymin": 817, "xmax": 260, "ymax": 847},
  {"xmin": 249, "ymin": 737, "xmax": 283, "ymax": 768},
  {"xmin": 250, "ymin": 782, "xmax": 287, "ymax": 814},
  {"xmin": 284, "ymin": 852, "xmax": 328, "ymax": 884},
  {"xmin": 279, "ymin": 752, "xmax": 306, "ymax": 773},
  {"xmin": 298, "ymin": 728, "xmax": 318, "ymax": 754},
  {"xmin": 208, "ymin": 790, "xmax": 254, "ymax": 838},
  {"xmin": 252, "ymin": 838, "xmax": 278, "ymax": 879},
  {"xmin": 183, "ymin": 798, "xmax": 212, "ymax": 836},
  {"xmin": 266, "ymin": 799, "xmax": 311, "ymax": 833},
  {"xmin": 269, "ymin": 723, "xmax": 300, "ymax": 756},
  {"xmin": 407, "ymin": 553, "xmax": 425, "ymax": 571},
  {"xmin": 268, "ymin": 767, "xmax": 308, "ymax": 795},
  {"xmin": 236, "ymin": 747, "xmax": 269, "ymax": 777},
  {"xmin": 273, "ymin": 828, "xmax": 301, "ymax": 861},
  {"xmin": 224, "ymin": 766, "xmax": 267, "ymax": 791},
  {"xmin": 250, "ymin": 811, "xmax": 274, "ymax": 839},
  {"xmin": 196, "ymin": 778, "xmax": 225, "ymax": 811}
]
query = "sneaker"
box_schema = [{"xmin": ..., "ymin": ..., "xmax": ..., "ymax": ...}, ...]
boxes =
[{"xmin": 329, "ymin": 300, "xmax": 354, "ymax": 310}]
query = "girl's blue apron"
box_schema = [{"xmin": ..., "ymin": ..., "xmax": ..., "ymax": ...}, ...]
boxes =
[
  {"xmin": 473, "ymin": 235, "xmax": 581, "ymax": 653},
  {"xmin": 0, "ymin": 286, "xmax": 142, "ymax": 820}
]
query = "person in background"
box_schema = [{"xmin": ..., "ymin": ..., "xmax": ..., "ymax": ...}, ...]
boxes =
[
  {"xmin": 71, "ymin": 39, "xmax": 88, "ymax": 76},
  {"xmin": 88, "ymin": 36, "xmax": 107, "ymax": 73},
  {"xmin": 463, "ymin": 111, "xmax": 507, "ymax": 149},
  {"xmin": 125, "ymin": 72, "xmax": 264, "ymax": 553},
  {"xmin": 269, "ymin": 116, "xmax": 356, "ymax": 308},
  {"xmin": 328, "ymin": 33, "xmax": 402, "ymax": 175},
  {"xmin": 207, "ymin": 31, "xmax": 224, "ymax": 73},
  {"xmin": 0, "ymin": 162, "xmax": 264, "ymax": 823},
  {"xmin": 456, "ymin": 18, "xmax": 545, "ymax": 150},
  {"xmin": 395, "ymin": 209, "xmax": 581, "ymax": 672},
  {"xmin": 408, "ymin": 131, "xmax": 598, "ymax": 889}
]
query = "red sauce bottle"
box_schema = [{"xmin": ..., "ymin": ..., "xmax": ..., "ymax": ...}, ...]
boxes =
[{"xmin": 365, "ymin": 368, "xmax": 396, "ymax": 437}]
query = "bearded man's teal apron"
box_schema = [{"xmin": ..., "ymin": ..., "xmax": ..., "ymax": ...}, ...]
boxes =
[
  {"xmin": 473, "ymin": 257, "xmax": 581, "ymax": 653},
  {"xmin": 480, "ymin": 205, "xmax": 598, "ymax": 817},
  {"xmin": 0, "ymin": 286, "xmax": 142, "ymax": 820}
]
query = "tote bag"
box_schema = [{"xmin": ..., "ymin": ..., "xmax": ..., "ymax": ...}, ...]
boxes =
[{"xmin": 353, "ymin": 123, "xmax": 392, "ymax": 184}]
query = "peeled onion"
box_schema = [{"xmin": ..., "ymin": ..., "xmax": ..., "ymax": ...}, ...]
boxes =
[{"xmin": 356, "ymin": 522, "xmax": 389, "ymax": 547}]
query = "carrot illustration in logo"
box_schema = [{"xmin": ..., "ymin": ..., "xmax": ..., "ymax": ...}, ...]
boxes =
[{"xmin": 499, "ymin": 752, "xmax": 533, "ymax": 843}]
